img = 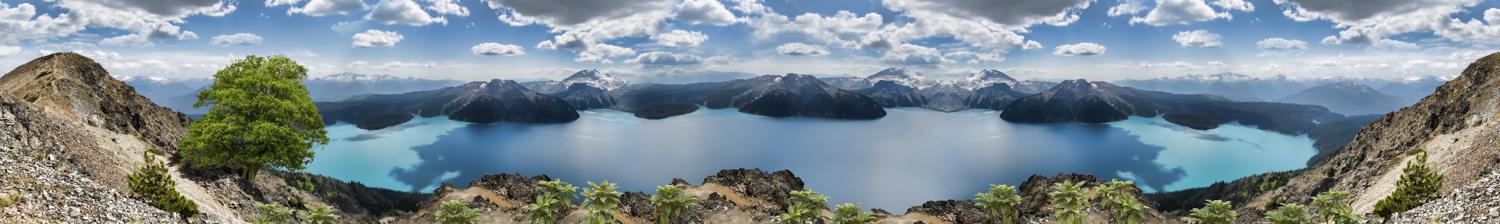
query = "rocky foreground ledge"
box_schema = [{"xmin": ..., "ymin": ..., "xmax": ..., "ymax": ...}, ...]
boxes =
[{"xmin": 388, "ymin": 168, "xmax": 1175, "ymax": 224}]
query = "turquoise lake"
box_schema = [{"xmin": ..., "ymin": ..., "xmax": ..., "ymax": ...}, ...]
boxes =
[{"xmin": 304, "ymin": 108, "xmax": 1315, "ymax": 211}]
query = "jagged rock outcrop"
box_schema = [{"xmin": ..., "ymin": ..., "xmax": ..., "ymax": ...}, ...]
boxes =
[
  {"xmin": 701, "ymin": 168, "xmax": 806, "ymax": 211},
  {"xmin": 613, "ymin": 74, "xmax": 886, "ymax": 119},
  {"xmin": 0, "ymin": 52, "xmax": 191, "ymax": 150},
  {"xmin": 1245, "ymin": 52, "xmax": 1500, "ymax": 220},
  {"xmin": 319, "ymin": 79, "xmax": 581, "ymax": 130},
  {"xmin": 1001, "ymin": 79, "xmax": 1343, "ymax": 134},
  {"xmin": 0, "ymin": 93, "xmax": 181, "ymax": 223},
  {"xmin": 904, "ymin": 173, "xmax": 1172, "ymax": 224}
]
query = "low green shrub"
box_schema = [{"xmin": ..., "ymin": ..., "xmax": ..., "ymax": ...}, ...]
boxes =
[
  {"xmin": 779, "ymin": 189, "xmax": 829, "ymax": 224},
  {"xmin": 582, "ymin": 181, "xmax": 622, "ymax": 224},
  {"xmin": 128, "ymin": 153, "xmax": 199, "ymax": 218},
  {"xmin": 252, "ymin": 203, "xmax": 295, "ymax": 224},
  {"xmin": 434, "ymin": 200, "xmax": 480, "ymax": 224},
  {"xmin": 300, "ymin": 203, "xmax": 340, "ymax": 224},
  {"xmin": 650, "ymin": 185, "xmax": 694, "ymax": 224},
  {"xmin": 1265, "ymin": 203, "xmax": 1311, "ymax": 224},
  {"xmin": 828, "ymin": 203, "xmax": 875, "ymax": 224},
  {"xmin": 1048, "ymin": 181, "xmax": 1087, "ymax": 224},
  {"xmin": 1188, "ymin": 200, "xmax": 1236, "ymax": 224},
  {"xmin": 975, "ymin": 184, "xmax": 1022, "ymax": 224},
  {"xmin": 524, "ymin": 179, "xmax": 577, "ymax": 224}
]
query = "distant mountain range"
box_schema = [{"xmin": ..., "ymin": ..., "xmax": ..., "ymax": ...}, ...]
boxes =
[
  {"xmin": 318, "ymin": 79, "xmax": 580, "ymax": 129},
  {"xmin": 1000, "ymin": 79, "xmax": 1343, "ymax": 134},
  {"xmin": 1115, "ymin": 73, "xmax": 1307, "ymax": 101},
  {"xmin": 1279, "ymin": 81, "xmax": 1407, "ymax": 115},
  {"xmin": 129, "ymin": 73, "xmax": 463, "ymax": 114}
]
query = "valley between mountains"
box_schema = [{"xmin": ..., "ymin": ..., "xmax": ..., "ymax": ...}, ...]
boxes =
[{"xmin": 3, "ymin": 52, "xmax": 1498, "ymax": 223}]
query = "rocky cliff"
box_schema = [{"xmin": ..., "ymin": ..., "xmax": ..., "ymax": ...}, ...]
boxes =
[
  {"xmin": 0, "ymin": 52, "xmax": 191, "ymax": 151},
  {"xmin": 1243, "ymin": 52, "xmax": 1500, "ymax": 222}
]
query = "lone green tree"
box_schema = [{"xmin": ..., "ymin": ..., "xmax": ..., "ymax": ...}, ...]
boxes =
[
  {"xmin": 582, "ymin": 181, "xmax": 623, "ymax": 224},
  {"xmin": 1374, "ymin": 151, "xmax": 1443, "ymax": 217},
  {"xmin": 1188, "ymin": 200, "xmax": 1237, "ymax": 224},
  {"xmin": 180, "ymin": 55, "xmax": 328, "ymax": 178},
  {"xmin": 252, "ymin": 203, "xmax": 295, "ymax": 224},
  {"xmin": 974, "ymin": 184, "xmax": 1022, "ymax": 224},
  {"xmin": 1048, "ymin": 181, "xmax": 1088, "ymax": 224},
  {"xmin": 828, "ymin": 203, "xmax": 875, "ymax": 224},
  {"xmin": 650, "ymin": 185, "xmax": 695, "ymax": 224},
  {"xmin": 779, "ymin": 189, "xmax": 829, "ymax": 224},
  {"xmin": 1312, "ymin": 191, "xmax": 1360, "ymax": 224}
]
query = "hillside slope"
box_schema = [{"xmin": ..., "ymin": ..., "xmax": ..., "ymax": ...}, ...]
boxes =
[{"xmin": 1247, "ymin": 52, "xmax": 1500, "ymax": 221}]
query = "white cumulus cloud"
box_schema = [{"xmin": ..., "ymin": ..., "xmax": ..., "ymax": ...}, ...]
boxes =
[
  {"xmin": 1256, "ymin": 38, "xmax": 1308, "ymax": 51},
  {"xmin": 651, "ymin": 29, "xmax": 709, "ymax": 48},
  {"xmin": 1053, "ymin": 42, "xmax": 1107, "ymax": 56},
  {"xmin": 676, "ymin": 0, "xmax": 736, "ymax": 26},
  {"xmin": 0, "ymin": 45, "xmax": 19, "ymax": 57},
  {"xmin": 1130, "ymin": 0, "xmax": 1233, "ymax": 26},
  {"xmin": 288, "ymin": 0, "xmax": 369, "ymax": 16},
  {"xmin": 627, "ymin": 51, "xmax": 704, "ymax": 66},
  {"xmin": 366, "ymin": 0, "xmax": 445, "ymax": 26},
  {"xmin": 210, "ymin": 33, "xmax": 263, "ymax": 46},
  {"xmin": 352, "ymin": 29, "xmax": 403, "ymax": 48},
  {"xmin": 775, "ymin": 43, "xmax": 829, "ymax": 56},
  {"xmin": 1172, "ymin": 29, "xmax": 1222, "ymax": 48},
  {"xmin": 471, "ymin": 43, "xmax": 525, "ymax": 56},
  {"xmin": 486, "ymin": 0, "xmax": 674, "ymax": 63}
]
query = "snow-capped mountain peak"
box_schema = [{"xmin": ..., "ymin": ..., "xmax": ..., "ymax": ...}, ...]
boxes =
[
  {"xmin": 561, "ymin": 69, "xmax": 626, "ymax": 90},
  {"xmin": 959, "ymin": 69, "xmax": 1019, "ymax": 90},
  {"xmin": 865, "ymin": 67, "xmax": 936, "ymax": 89}
]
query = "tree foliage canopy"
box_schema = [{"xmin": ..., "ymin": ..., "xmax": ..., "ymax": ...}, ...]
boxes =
[{"xmin": 180, "ymin": 55, "xmax": 328, "ymax": 178}]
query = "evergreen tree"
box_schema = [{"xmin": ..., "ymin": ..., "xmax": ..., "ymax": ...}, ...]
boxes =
[
  {"xmin": 180, "ymin": 55, "xmax": 328, "ymax": 179},
  {"xmin": 128, "ymin": 153, "xmax": 199, "ymax": 218},
  {"xmin": 1374, "ymin": 151, "xmax": 1444, "ymax": 217}
]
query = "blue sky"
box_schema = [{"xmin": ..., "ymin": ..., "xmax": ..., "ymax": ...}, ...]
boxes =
[{"xmin": 1, "ymin": 0, "xmax": 1498, "ymax": 82}]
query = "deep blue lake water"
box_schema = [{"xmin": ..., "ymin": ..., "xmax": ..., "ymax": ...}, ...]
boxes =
[{"xmin": 305, "ymin": 108, "xmax": 1314, "ymax": 211}]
